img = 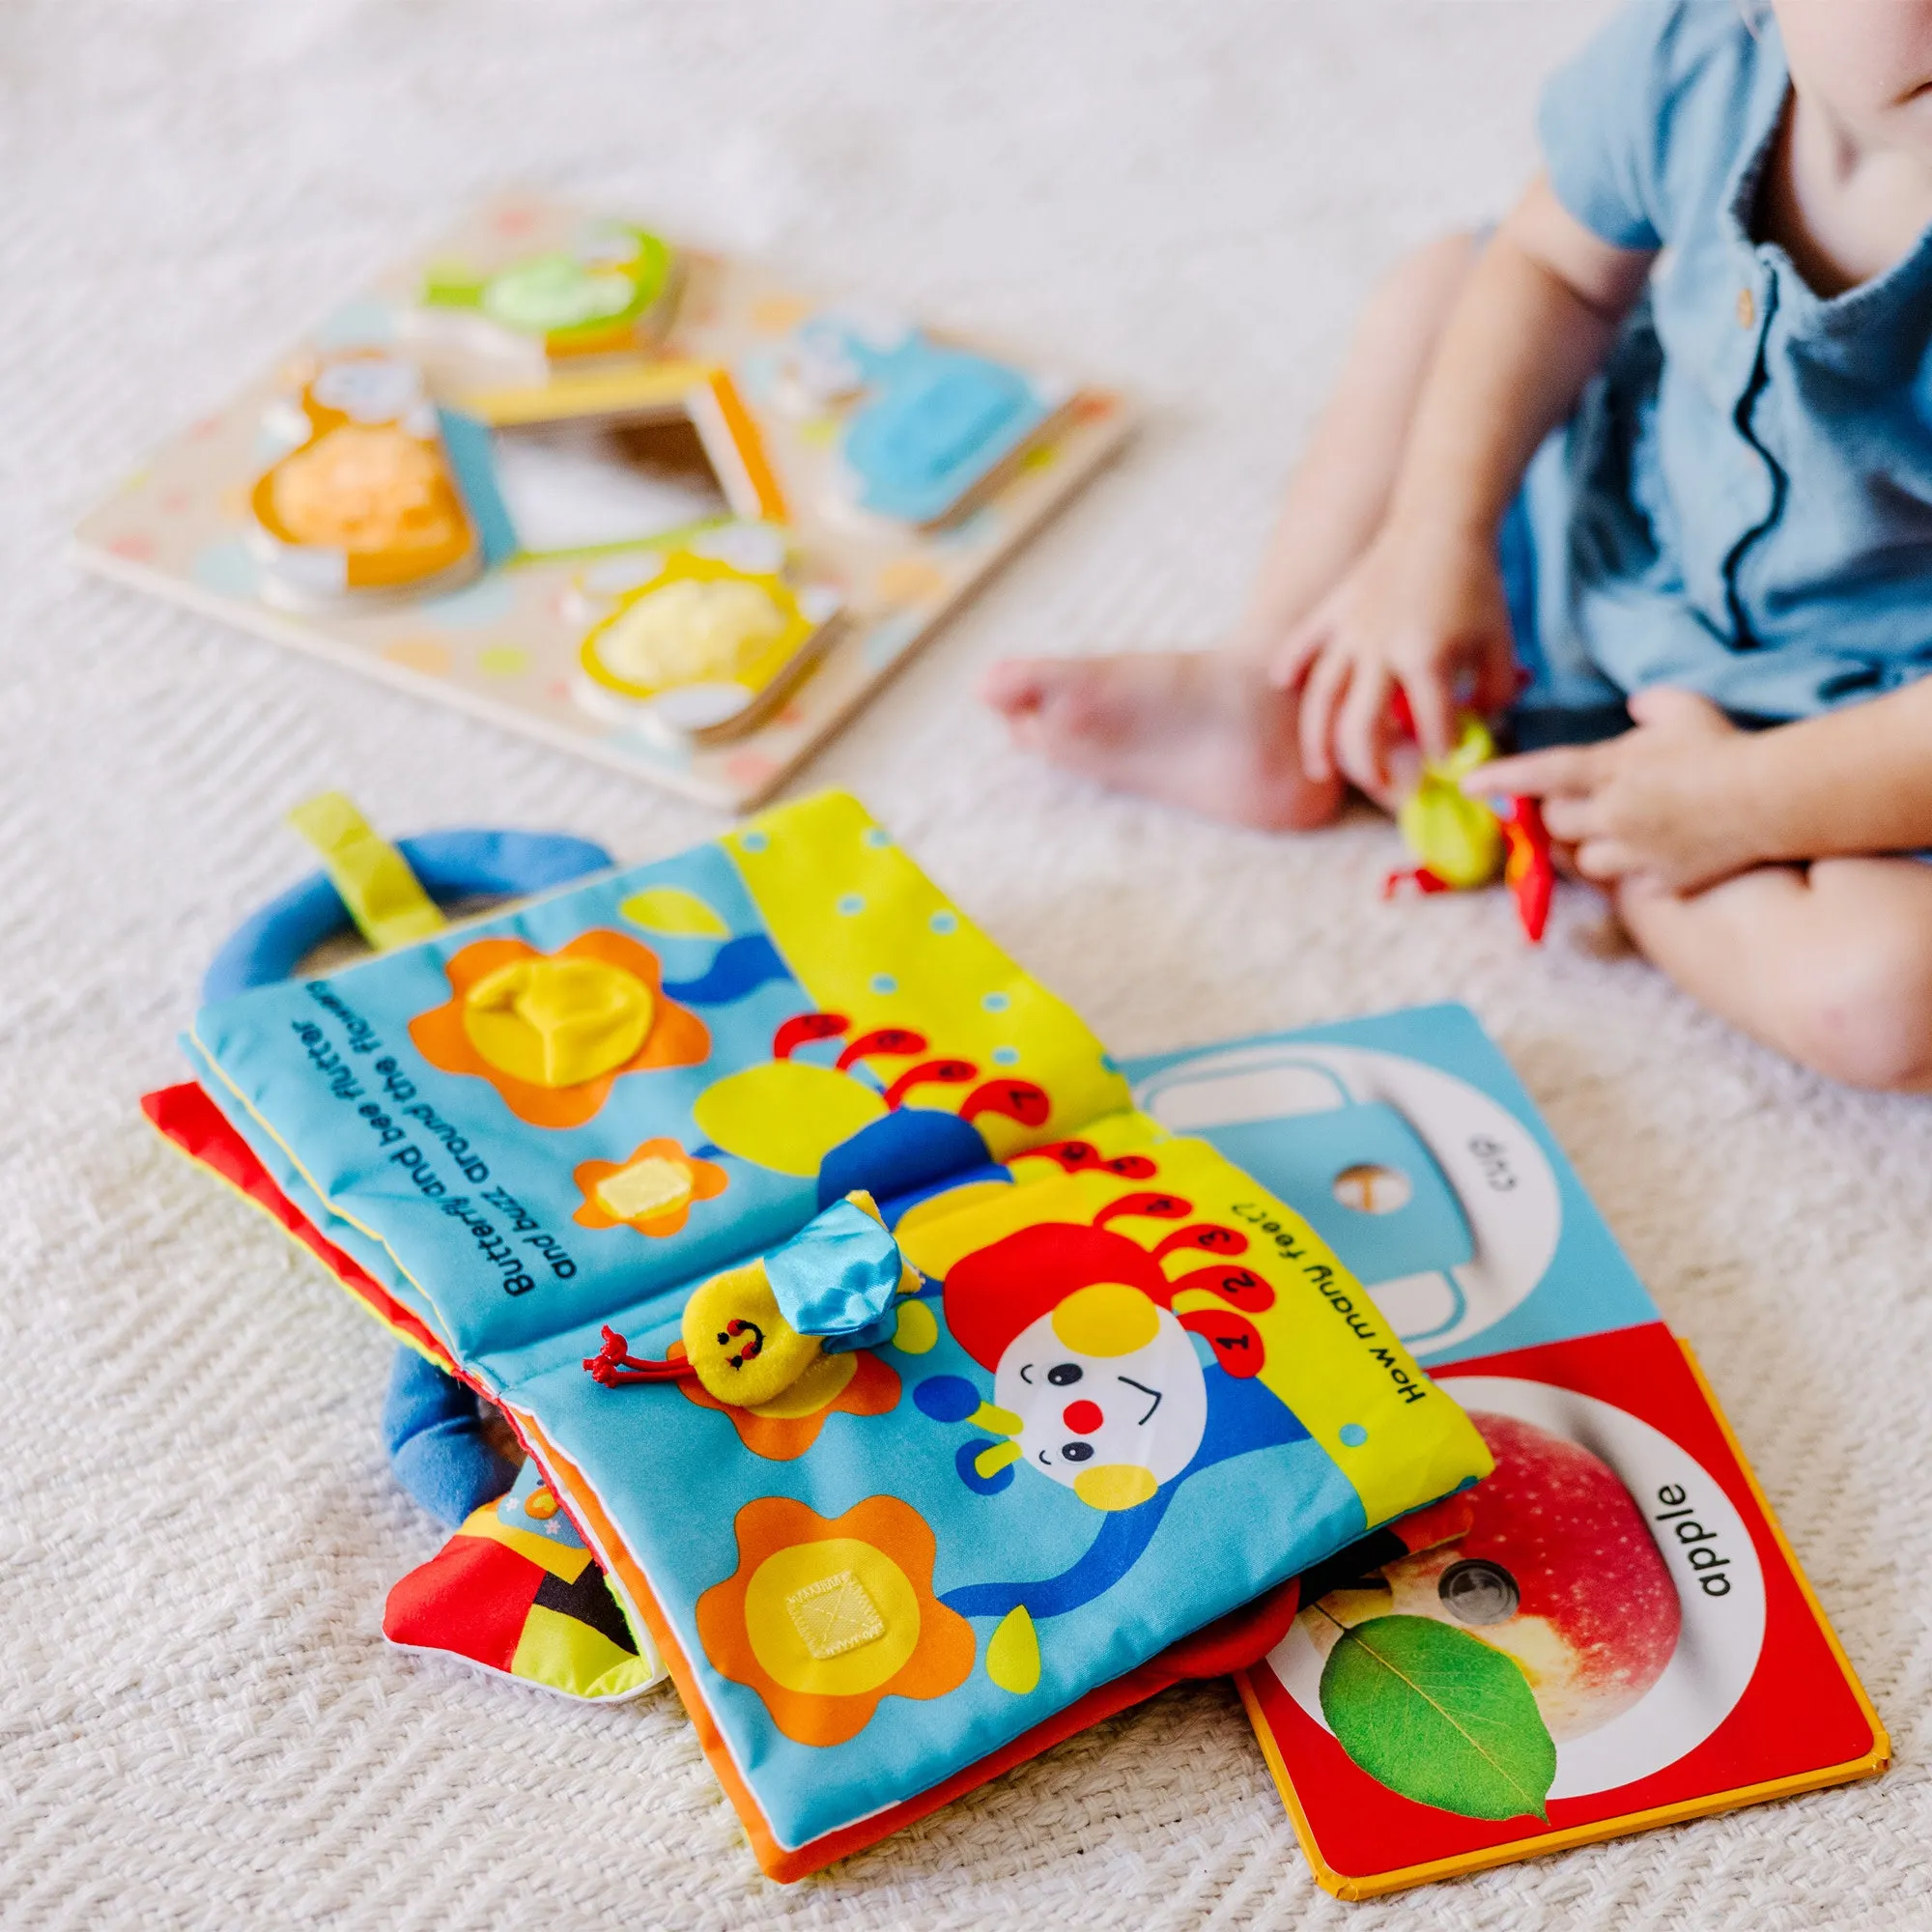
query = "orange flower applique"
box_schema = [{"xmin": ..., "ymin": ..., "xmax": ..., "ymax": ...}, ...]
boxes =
[
  {"xmin": 679, "ymin": 1349, "xmax": 899, "ymax": 1460},
  {"xmin": 409, "ymin": 930, "xmax": 709, "ymax": 1129},
  {"xmin": 573, "ymin": 1137, "xmax": 728, "ymax": 1237},
  {"xmin": 696, "ymin": 1493, "xmax": 974, "ymax": 1747}
]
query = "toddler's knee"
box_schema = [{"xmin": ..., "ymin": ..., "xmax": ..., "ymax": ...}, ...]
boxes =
[{"xmin": 1781, "ymin": 918, "xmax": 1932, "ymax": 1093}]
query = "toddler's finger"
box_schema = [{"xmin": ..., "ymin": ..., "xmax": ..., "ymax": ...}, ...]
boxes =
[
  {"xmin": 1297, "ymin": 651, "xmax": 1350, "ymax": 782},
  {"xmin": 1402, "ymin": 668, "xmax": 1455, "ymax": 762},
  {"xmin": 1574, "ymin": 838, "xmax": 1638, "ymax": 882},
  {"xmin": 1336, "ymin": 665, "xmax": 1395, "ymax": 796},
  {"xmin": 1547, "ymin": 837, "xmax": 1587, "ymax": 882},
  {"xmin": 1460, "ymin": 746, "xmax": 1591, "ymax": 798},
  {"xmin": 979, "ymin": 659, "xmax": 1046, "ymax": 714},
  {"xmin": 1269, "ymin": 621, "xmax": 1323, "ymax": 692},
  {"xmin": 1538, "ymin": 793, "xmax": 1595, "ymax": 843}
]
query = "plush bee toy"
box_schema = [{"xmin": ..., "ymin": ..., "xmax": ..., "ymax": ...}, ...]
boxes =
[
  {"xmin": 582, "ymin": 1189, "xmax": 918, "ymax": 1407},
  {"xmin": 1382, "ymin": 707, "xmax": 1555, "ymax": 944}
]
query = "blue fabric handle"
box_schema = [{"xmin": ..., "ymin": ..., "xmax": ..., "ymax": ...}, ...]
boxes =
[
  {"xmin": 766, "ymin": 1199, "xmax": 906, "ymax": 1353},
  {"xmin": 201, "ymin": 827, "xmax": 613, "ymax": 1004}
]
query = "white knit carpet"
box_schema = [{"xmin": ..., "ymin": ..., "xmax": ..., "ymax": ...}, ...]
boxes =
[{"xmin": 7, "ymin": 3, "xmax": 1929, "ymax": 1924}]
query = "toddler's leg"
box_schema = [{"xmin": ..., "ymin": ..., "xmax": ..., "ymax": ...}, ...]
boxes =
[
  {"xmin": 982, "ymin": 233, "xmax": 1483, "ymax": 830},
  {"xmin": 1616, "ymin": 859, "xmax": 1932, "ymax": 1092}
]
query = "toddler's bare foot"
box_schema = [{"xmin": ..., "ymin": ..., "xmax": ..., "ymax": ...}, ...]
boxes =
[{"xmin": 980, "ymin": 650, "xmax": 1344, "ymax": 832}]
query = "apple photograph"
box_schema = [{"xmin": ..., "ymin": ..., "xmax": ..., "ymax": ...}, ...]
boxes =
[
  {"xmin": 1240, "ymin": 1320, "xmax": 1884, "ymax": 1896},
  {"xmin": 1266, "ymin": 1377, "xmax": 1761, "ymax": 1822}
]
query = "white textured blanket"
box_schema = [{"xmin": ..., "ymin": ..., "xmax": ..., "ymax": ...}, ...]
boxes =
[{"xmin": 6, "ymin": 3, "xmax": 1924, "ymax": 1924}]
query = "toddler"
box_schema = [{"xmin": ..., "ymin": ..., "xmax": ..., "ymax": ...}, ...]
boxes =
[{"xmin": 984, "ymin": 0, "xmax": 1932, "ymax": 1092}]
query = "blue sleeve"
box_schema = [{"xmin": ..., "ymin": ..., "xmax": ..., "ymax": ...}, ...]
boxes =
[{"xmin": 1537, "ymin": 0, "xmax": 1729, "ymax": 252}]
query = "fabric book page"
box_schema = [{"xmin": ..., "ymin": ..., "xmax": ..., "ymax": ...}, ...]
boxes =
[{"xmin": 187, "ymin": 790, "xmax": 1129, "ymax": 1375}]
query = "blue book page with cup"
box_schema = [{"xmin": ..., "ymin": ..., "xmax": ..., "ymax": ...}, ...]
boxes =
[{"xmin": 1122, "ymin": 1003, "xmax": 1659, "ymax": 1370}]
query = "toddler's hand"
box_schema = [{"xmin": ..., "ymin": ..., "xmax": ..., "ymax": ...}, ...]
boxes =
[
  {"xmin": 1463, "ymin": 688, "xmax": 1765, "ymax": 894},
  {"xmin": 1273, "ymin": 521, "xmax": 1520, "ymax": 801}
]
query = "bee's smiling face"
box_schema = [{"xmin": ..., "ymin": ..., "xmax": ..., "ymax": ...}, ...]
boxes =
[{"xmin": 993, "ymin": 1284, "xmax": 1208, "ymax": 1512}]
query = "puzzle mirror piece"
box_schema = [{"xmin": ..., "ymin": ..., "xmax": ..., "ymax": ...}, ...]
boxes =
[
  {"xmin": 452, "ymin": 364, "xmax": 785, "ymax": 553},
  {"xmin": 484, "ymin": 417, "xmax": 731, "ymax": 555}
]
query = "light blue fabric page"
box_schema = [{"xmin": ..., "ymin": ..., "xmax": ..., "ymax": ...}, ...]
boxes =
[
  {"xmin": 190, "ymin": 840, "xmax": 829, "ymax": 1366},
  {"xmin": 180, "ymin": 1033, "xmax": 454, "ymax": 1357},
  {"xmin": 513, "ymin": 1274, "xmax": 1364, "ymax": 1850},
  {"xmin": 1124, "ymin": 1002, "xmax": 1660, "ymax": 1368}
]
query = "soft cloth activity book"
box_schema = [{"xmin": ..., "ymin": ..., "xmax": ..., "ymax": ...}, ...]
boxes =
[
  {"xmin": 74, "ymin": 197, "xmax": 1130, "ymax": 810},
  {"xmin": 142, "ymin": 1056, "xmax": 1317, "ymax": 1760},
  {"xmin": 151, "ymin": 791, "xmax": 1492, "ymax": 1878},
  {"xmin": 1122, "ymin": 1012, "xmax": 1889, "ymax": 1897}
]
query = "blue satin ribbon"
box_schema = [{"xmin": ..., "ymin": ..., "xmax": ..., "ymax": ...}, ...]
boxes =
[{"xmin": 766, "ymin": 1199, "xmax": 906, "ymax": 1353}]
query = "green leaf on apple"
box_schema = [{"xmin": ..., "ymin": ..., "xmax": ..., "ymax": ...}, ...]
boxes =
[{"xmin": 1318, "ymin": 1613, "xmax": 1556, "ymax": 1821}]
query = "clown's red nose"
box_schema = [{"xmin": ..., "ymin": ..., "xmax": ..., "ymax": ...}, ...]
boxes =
[{"xmin": 1063, "ymin": 1400, "xmax": 1103, "ymax": 1435}]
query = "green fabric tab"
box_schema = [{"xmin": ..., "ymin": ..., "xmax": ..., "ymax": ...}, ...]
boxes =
[{"xmin": 286, "ymin": 792, "xmax": 447, "ymax": 952}]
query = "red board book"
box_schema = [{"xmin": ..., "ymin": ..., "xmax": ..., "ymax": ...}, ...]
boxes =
[{"xmin": 1236, "ymin": 1323, "xmax": 1884, "ymax": 1896}]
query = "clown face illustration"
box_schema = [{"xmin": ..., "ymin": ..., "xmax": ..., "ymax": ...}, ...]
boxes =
[{"xmin": 992, "ymin": 1284, "xmax": 1208, "ymax": 1513}]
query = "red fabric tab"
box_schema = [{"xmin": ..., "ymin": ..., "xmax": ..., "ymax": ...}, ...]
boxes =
[{"xmin": 384, "ymin": 1532, "xmax": 545, "ymax": 1672}]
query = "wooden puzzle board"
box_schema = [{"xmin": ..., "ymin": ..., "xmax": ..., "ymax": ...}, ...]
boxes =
[{"xmin": 73, "ymin": 197, "xmax": 1132, "ymax": 810}]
